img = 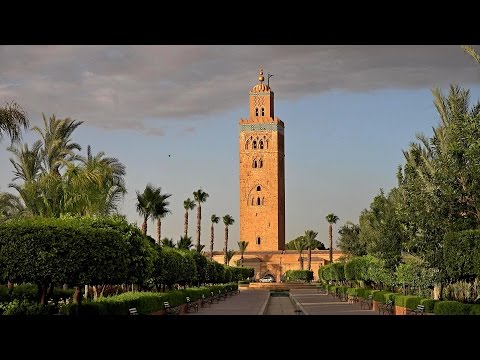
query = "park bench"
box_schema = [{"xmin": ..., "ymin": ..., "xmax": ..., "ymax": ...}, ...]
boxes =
[
  {"xmin": 186, "ymin": 297, "xmax": 199, "ymax": 313},
  {"xmin": 164, "ymin": 301, "xmax": 179, "ymax": 315},
  {"xmin": 210, "ymin": 291, "xmax": 220, "ymax": 303},
  {"xmin": 406, "ymin": 304, "xmax": 425, "ymax": 315},
  {"xmin": 348, "ymin": 295, "xmax": 359, "ymax": 304},
  {"xmin": 360, "ymin": 295, "xmax": 373, "ymax": 310},
  {"xmin": 129, "ymin": 307, "xmax": 139, "ymax": 315},
  {"xmin": 378, "ymin": 300, "xmax": 394, "ymax": 315},
  {"xmin": 200, "ymin": 293, "xmax": 211, "ymax": 307}
]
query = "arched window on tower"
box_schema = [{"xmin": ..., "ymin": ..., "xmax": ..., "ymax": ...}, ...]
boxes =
[
  {"xmin": 251, "ymin": 198, "xmax": 254, "ymax": 206},
  {"xmin": 261, "ymin": 107, "xmax": 265, "ymax": 116},
  {"xmin": 253, "ymin": 160, "xmax": 257, "ymax": 168},
  {"xmin": 257, "ymin": 186, "xmax": 261, "ymax": 191},
  {"xmin": 253, "ymin": 140, "xmax": 257, "ymax": 149},
  {"xmin": 262, "ymin": 197, "xmax": 265, "ymax": 205},
  {"xmin": 259, "ymin": 140, "xmax": 264, "ymax": 149},
  {"xmin": 245, "ymin": 141, "xmax": 249, "ymax": 150},
  {"xmin": 256, "ymin": 237, "xmax": 261, "ymax": 245},
  {"xmin": 255, "ymin": 108, "xmax": 259, "ymax": 116},
  {"xmin": 257, "ymin": 197, "xmax": 261, "ymax": 205},
  {"xmin": 259, "ymin": 159, "xmax": 263, "ymax": 168}
]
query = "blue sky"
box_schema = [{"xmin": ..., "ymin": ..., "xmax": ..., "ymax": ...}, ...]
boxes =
[{"xmin": 1, "ymin": 45, "xmax": 479, "ymax": 249}]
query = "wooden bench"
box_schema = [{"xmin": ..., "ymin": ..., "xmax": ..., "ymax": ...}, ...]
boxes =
[
  {"xmin": 360, "ymin": 295, "xmax": 373, "ymax": 310},
  {"xmin": 348, "ymin": 295, "xmax": 359, "ymax": 304},
  {"xmin": 129, "ymin": 307, "xmax": 139, "ymax": 315},
  {"xmin": 406, "ymin": 304, "xmax": 425, "ymax": 315},
  {"xmin": 164, "ymin": 301, "xmax": 179, "ymax": 315},
  {"xmin": 200, "ymin": 293, "xmax": 211, "ymax": 307},
  {"xmin": 378, "ymin": 300, "xmax": 394, "ymax": 315},
  {"xmin": 186, "ymin": 297, "xmax": 199, "ymax": 313}
]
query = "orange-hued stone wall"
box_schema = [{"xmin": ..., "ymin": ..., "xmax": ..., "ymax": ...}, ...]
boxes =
[
  {"xmin": 211, "ymin": 250, "xmax": 344, "ymax": 282},
  {"xmin": 239, "ymin": 69, "xmax": 285, "ymax": 251}
]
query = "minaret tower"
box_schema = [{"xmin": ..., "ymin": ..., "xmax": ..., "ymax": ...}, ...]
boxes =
[{"xmin": 239, "ymin": 68, "xmax": 285, "ymax": 251}]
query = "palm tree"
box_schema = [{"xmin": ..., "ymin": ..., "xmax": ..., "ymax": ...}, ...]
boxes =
[
  {"xmin": 177, "ymin": 236, "xmax": 193, "ymax": 250},
  {"xmin": 161, "ymin": 237, "xmax": 175, "ymax": 247},
  {"xmin": 193, "ymin": 189, "xmax": 209, "ymax": 251},
  {"xmin": 210, "ymin": 214, "xmax": 220, "ymax": 259},
  {"xmin": 222, "ymin": 214, "xmax": 235, "ymax": 265},
  {"xmin": 237, "ymin": 241, "xmax": 249, "ymax": 266},
  {"xmin": 152, "ymin": 189, "xmax": 172, "ymax": 243},
  {"xmin": 136, "ymin": 184, "xmax": 160, "ymax": 236},
  {"xmin": 293, "ymin": 237, "xmax": 306, "ymax": 270},
  {"xmin": 303, "ymin": 230, "xmax": 319, "ymax": 271},
  {"xmin": 0, "ymin": 101, "xmax": 29, "ymax": 144},
  {"xmin": 462, "ymin": 45, "xmax": 480, "ymax": 66},
  {"xmin": 326, "ymin": 213, "xmax": 339, "ymax": 263},
  {"xmin": 183, "ymin": 198, "xmax": 196, "ymax": 238},
  {"xmin": 0, "ymin": 191, "xmax": 24, "ymax": 220},
  {"xmin": 32, "ymin": 114, "xmax": 83, "ymax": 176},
  {"xmin": 226, "ymin": 249, "xmax": 236, "ymax": 266},
  {"xmin": 196, "ymin": 244, "xmax": 205, "ymax": 253},
  {"xmin": 8, "ymin": 140, "xmax": 43, "ymax": 182}
]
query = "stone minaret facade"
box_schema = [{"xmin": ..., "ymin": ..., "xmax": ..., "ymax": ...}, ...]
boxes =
[{"xmin": 239, "ymin": 68, "xmax": 285, "ymax": 251}]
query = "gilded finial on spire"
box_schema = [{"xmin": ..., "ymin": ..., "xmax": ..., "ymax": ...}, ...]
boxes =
[{"xmin": 259, "ymin": 67, "xmax": 264, "ymax": 83}]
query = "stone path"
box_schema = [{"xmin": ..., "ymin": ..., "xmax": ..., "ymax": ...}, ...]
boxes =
[{"xmin": 187, "ymin": 288, "xmax": 378, "ymax": 315}]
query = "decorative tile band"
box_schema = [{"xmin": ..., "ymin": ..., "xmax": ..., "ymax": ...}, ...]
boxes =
[{"xmin": 239, "ymin": 123, "xmax": 284, "ymax": 133}]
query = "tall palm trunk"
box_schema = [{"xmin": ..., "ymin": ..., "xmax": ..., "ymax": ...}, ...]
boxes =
[
  {"xmin": 184, "ymin": 209, "xmax": 189, "ymax": 238},
  {"xmin": 142, "ymin": 216, "xmax": 148, "ymax": 235},
  {"xmin": 329, "ymin": 224, "xmax": 333, "ymax": 263},
  {"xmin": 299, "ymin": 256, "xmax": 304, "ymax": 270},
  {"xmin": 224, "ymin": 226, "xmax": 228, "ymax": 265},
  {"xmin": 196, "ymin": 205, "xmax": 201, "ymax": 250},
  {"xmin": 157, "ymin": 219, "xmax": 162, "ymax": 244},
  {"xmin": 307, "ymin": 247, "xmax": 312, "ymax": 271},
  {"xmin": 210, "ymin": 223, "xmax": 214, "ymax": 260}
]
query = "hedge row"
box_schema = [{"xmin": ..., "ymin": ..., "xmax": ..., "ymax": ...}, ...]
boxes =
[
  {"xmin": 0, "ymin": 284, "xmax": 74, "ymax": 303},
  {"xmin": 285, "ymin": 270, "xmax": 313, "ymax": 282},
  {"xmin": 61, "ymin": 283, "xmax": 239, "ymax": 316}
]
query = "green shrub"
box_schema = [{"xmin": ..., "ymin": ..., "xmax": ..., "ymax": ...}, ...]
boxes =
[
  {"xmin": 1, "ymin": 299, "xmax": 57, "ymax": 315},
  {"xmin": 420, "ymin": 299, "xmax": 438, "ymax": 313},
  {"xmin": 434, "ymin": 301, "xmax": 472, "ymax": 315},
  {"xmin": 345, "ymin": 257, "xmax": 369, "ymax": 281},
  {"xmin": 394, "ymin": 295, "xmax": 422, "ymax": 309},
  {"xmin": 238, "ymin": 280, "xmax": 250, "ymax": 284},
  {"xmin": 470, "ymin": 304, "xmax": 480, "ymax": 315},
  {"xmin": 285, "ymin": 270, "xmax": 313, "ymax": 282},
  {"xmin": 372, "ymin": 291, "xmax": 396, "ymax": 303},
  {"xmin": 332, "ymin": 263, "xmax": 345, "ymax": 281}
]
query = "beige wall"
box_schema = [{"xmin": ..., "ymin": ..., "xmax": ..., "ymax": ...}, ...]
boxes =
[{"xmin": 211, "ymin": 250, "xmax": 344, "ymax": 282}]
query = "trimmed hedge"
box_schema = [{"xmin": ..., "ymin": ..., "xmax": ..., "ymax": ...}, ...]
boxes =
[
  {"xmin": 61, "ymin": 283, "xmax": 238, "ymax": 316},
  {"xmin": 372, "ymin": 291, "xmax": 396, "ymax": 303},
  {"xmin": 285, "ymin": 270, "xmax": 313, "ymax": 282},
  {"xmin": 470, "ymin": 305, "xmax": 480, "ymax": 315},
  {"xmin": 394, "ymin": 295, "xmax": 422, "ymax": 309},
  {"xmin": 420, "ymin": 299, "xmax": 439, "ymax": 313},
  {"xmin": 434, "ymin": 301, "xmax": 472, "ymax": 315},
  {"xmin": 345, "ymin": 257, "xmax": 369, "ymax": 281}
]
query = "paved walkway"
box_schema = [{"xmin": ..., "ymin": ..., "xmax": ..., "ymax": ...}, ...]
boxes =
[
  {"xmin": 187, "ymin": 288, "xmax": 378, "ymax": 315},
  {"xmin": 189, "ymin": 289, "xmax": 269, "ymax": 315},
  {"xmin": 290, "ymin": 289, "xmax": 377, "ymax": 315}
]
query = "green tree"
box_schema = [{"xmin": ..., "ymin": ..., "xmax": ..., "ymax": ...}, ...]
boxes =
[
  {"xmin": 136, "ymin": 184, "xmax": 160, "ymax": 236},
  {"xmin": 338, "ymin": 221, "xmax": 365, "ymax": 257},
  {"xmin": 160, "ymin": 237, "xmax": 175, "ymax": 248},
  {"xmin": 303, "ymin": 230, "xmax": 319, "ymax": 271},
  {"xmin": 183, "ymin": 198, "xmax": 196, "ymax": 238},
  {"xmin": 0, "ymin": 101, "xmax": 29, "ymax": 144},
  {"xmin": 325, "ymin": 213, "xmax": 339, "ymax": 263},
  {"xmin": 293, "ymin": 237, "xmax": 306, "ymax": 270},
  {"xmin": 286, "ymin": 236, "xmax": 325, "ymax": 250},
  {"xmin": 226, "ymin": 249, "xmax": 236, "ymax": 266},
  {"xmin": 152, "ymin": 188, "xmax": 171, "ymax": 243},
  {"xmin": 193, "ymin": 189, "xmax": 209, "ymax": 251},
  {"xmin": 222, "ymin": 214, "xmax": 234, "ymax": 265},
  {"xmin": 210, "ymin": 214, "xmax": 220, "ymax": 260},
  {"xmin": 237, "ymin": 240, "xmax": 249, "ymax": 266},
  {"xmin": 177, "ymin": 236, "xmax": 193, "ymax": 250},
  {"xmin": 8, "ymin": 140, "xmax": 43, "ymax": 182},
  {"xmin": 32, "ymin": 114, "xmax": 83, "ymax": 176}
]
